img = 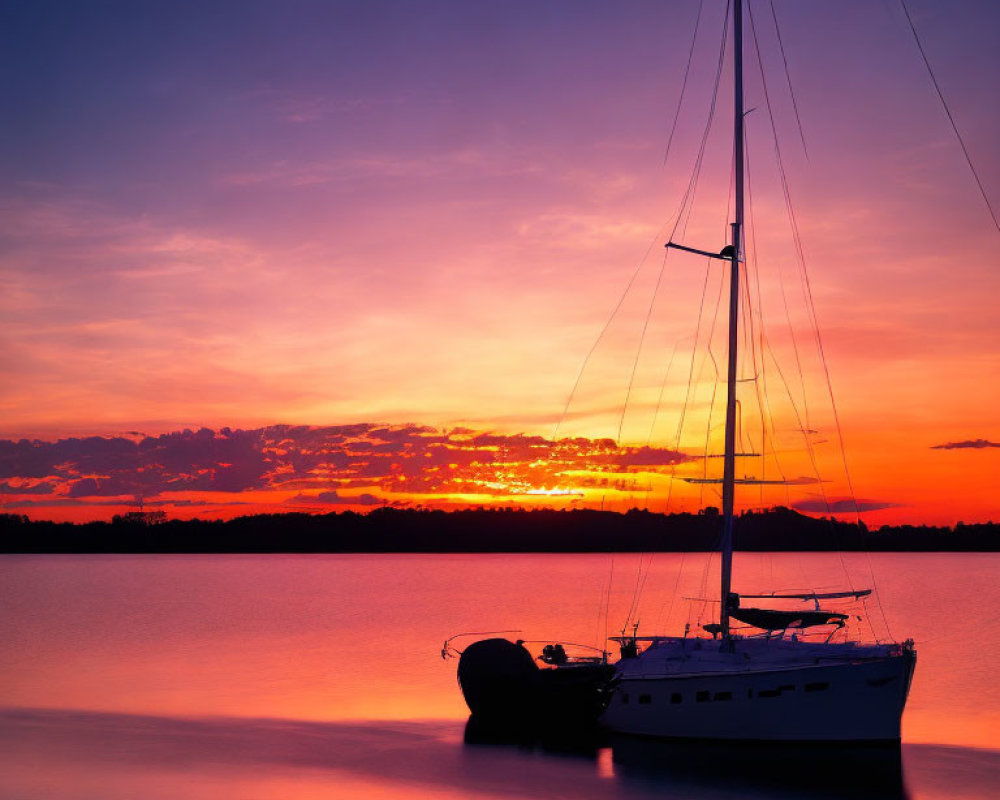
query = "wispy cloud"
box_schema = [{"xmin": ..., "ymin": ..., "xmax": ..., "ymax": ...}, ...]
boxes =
[
  {"xmin": 931, "ymin": 439, "xmax": 1000, "ymax": 450},
  {"xmin": 792, "ymin": 498, "xmax": 901, "ymax": 513},
  {"xmin": 221, "ymin": 147, "xmax": 541, "ymax": 188},
  {"xmin": 515, "ymin": 212, "xmax": 658, "ymax": 248}
]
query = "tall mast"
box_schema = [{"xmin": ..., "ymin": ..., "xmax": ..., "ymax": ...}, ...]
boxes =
[{"xmin": 720, "ymin": 0, "xmax": 744, "ymax": 640}]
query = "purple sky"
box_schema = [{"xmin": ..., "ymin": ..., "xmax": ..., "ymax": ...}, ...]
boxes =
[{"xmin": 1, "ymin": 1, "xmax": 998, "ymax": 523}]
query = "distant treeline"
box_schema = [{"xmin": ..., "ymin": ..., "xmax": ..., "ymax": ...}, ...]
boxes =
[{"xmin": 1, "ymin": 506, "xmax": 997, "ymax": 553}]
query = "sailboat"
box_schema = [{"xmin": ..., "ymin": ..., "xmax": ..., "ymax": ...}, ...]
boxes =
[
  {"xmin": 603, "ymin": 0, "xmax": 915, "ymax": 743},
  {"xmin": 451, "ymin": 0, "xmax": 916, "ymax": 742}
]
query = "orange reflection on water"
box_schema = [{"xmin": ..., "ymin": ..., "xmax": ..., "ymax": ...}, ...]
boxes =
[{"xmin": 0, "ymin": 553, "xmax": 997, "ymax": 753}]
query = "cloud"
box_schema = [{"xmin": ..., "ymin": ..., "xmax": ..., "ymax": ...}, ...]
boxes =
[
  {"xmin": 0, "ymin": 480, "xmax": 56, "ymax": 495},
  {"xmin": 240, "ymin": 86, "xmax": 413, "ymax": 125},
  {"xmin": 515, "ymin": 212, "xmax": 657, "ymax": 249},
  {"xmin": 315, "ymin": 491, "xmax": 383, "ymax": 506},
  {"xmin": 931, "ymin": 439, "xmax": 1000, "ymax": 450},
  {"xmin": 0, "ymin": 423, "xmax": 691, "ymax": 512},
  {"xmin": 4, "ymin": 498, "xmax": 83, "ymax": 508},
  {"xmin": 285, "ymin": 491, "xmax": 383, "ymax": 507},
  {"xmin": 221, "ymin": 147, "xmax": 537, "ymax": 188},
  {"xmin": 792, "ymin": 498, "xmax": 901, "ymax": 513}
]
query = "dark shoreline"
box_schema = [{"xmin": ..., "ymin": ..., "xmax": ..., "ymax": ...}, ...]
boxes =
[{"xmin": 2, "ymin": 506, "xmax": 996, "ymax": 554}]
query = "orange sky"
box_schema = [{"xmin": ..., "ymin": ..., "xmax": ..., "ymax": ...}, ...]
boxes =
[{"xmin": 1, "ymin": 1, "xmax": 998, "ymax": 526}]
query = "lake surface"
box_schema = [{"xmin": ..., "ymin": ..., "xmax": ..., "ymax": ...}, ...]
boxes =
[{"xmin": 1, "ymin": 552, "xmax": 997, "ymax": 799}]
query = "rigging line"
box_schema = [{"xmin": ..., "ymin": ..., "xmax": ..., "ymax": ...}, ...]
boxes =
[
  {"xmin": 594, "ymin": 579, "xmax": 604, "ymax": 648},
  {"xmin": 862, "ymin": 596, "xmax": 880, "ymax": 644},
  {"xmin": 560, "ymin": 0, "xmax": 730, "ymax": 454},
  {"xmin": 633, "ymin": 553, "xmax": 656, "ymax": 625},
  {"xmin": 549, "ymin": 235, "xmax": 657, "ymax": 445},
  {"xmin": 704, "ymin": 150, "xmax": 735, "ymax": 485},
  {"xmin": 749, "ymin": 324, "xmax": 791, "ymax": 505},
  {"xmin": 663, "ymin": 0, "xmax": 706, "ymax": 166},
  {"xmin": 645, "ymin": 339, "xmax": 684, "ymax": 449},
  {"xmin": 646, "ymin": 338, "xmax": 688, "ymax": 514},
  {"xmin": 743, "ymin": 145, "xmax": 772, "ymax": 494},
  {"xmin": 630, "ymin": 232, "xmax": 727, "ymax": 615},
  {"xmin": 660, "ymin": 549, "xmax": 687, "ymax": 633},
  {"xmin": 616, "ymin": 248, "xmax": 670, "ymax": 445},
  {"xmin": 778, "ymin": 271, "xmax": 813, "ymax": 434},
  {"xmin": 659, "ymin": 3, "xmax": 731, "ymax": 251},
  {"xmin": 768, "ymin": 160, "xmax": 878, "ymax": 623},
  {"xmin": 551, "ymin": 25, "xmax": 729, "ymax": 448},
  {"xmin": 598, "ymin": 21, "xmax": 733, "ymax": 390},
  {"xmin": 666, "ymin": 258, "xmax": 712, "ymax": 512},
  {"xmin": 669, "ymin": 155, "xmax": 729, "ymax": 496},
  {"xmin": 692, "ymin": 139, "xmax": 737, "ymax": 503},
  {"xmin": 701, "ymin": 349, "xmax": 720, "ymax": 496},
  {"xmin": 766, "ymin": 0, "xmax": 808, "ymax": 158},
  {"xmin": 760, "ymin": 325, "xmax": 859, "ymax": 598},
  {"xmin": 749, "ymin": 1, "xmax": 861, "ymax": 595},
  {"xmin": 699, "ymin": 167, "xmax": 736, "ymax": 491},
  {"xmin": 662, "ymin": 4, "xmax": 730, "ymax": 513},
  {"xmin": 670, "ymin": 7, "xmax": 732, "ymax": 246},
  {"xmin": 744, "ymin": 141, "xmax": 789, "ymax": 501},
  {"xmin": 692, "ymin": 260, "xmax": 727, "ymax": 508},
  {"xmin": 737, "ymin": 260, "xmax": 758, "ymax": 468},
  {"xmin": 759, "ymin": 330, "xmax": 827, "ymax": 500},
  {"xmin": 741, "ymin": 12, "xmax": 780, "ymax": 505},
  {"xmin": 604, "ymin": 556, "xmax": 615, "ymax": 645},
  {"xmin": 624, "ymin": 552, "xmax": 649, "ymax": 630},
  {"xmin": 898, "ymin": 0, "xmax": 1000, "ymax": 233},
  {"xmin": 769, "ymin": 158, "xmax": 871, "ymax": 602},
  {"xmin": 737, "ymin": 264, "xmax": 763, "ymax": 500},
  {"xmin": 747, "ymin": 2, "xmax": 813, "ymax": 434},
  {"xmin": 743, "ymin": 153, "xmax": 766, "ymax": 507}
]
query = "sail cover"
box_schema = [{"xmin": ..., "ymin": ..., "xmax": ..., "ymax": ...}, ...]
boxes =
[{"xmin": 730, "ymin": 607, "xmax": 848, "ymax": 630}]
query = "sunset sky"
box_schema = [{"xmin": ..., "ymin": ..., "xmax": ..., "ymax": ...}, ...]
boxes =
[{"xmin": 1, "ymin": 0, "xmax": 997, "ymax": 525}]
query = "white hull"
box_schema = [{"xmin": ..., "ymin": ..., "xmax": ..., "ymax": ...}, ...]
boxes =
[{"xmin": 602, "ymin": 637, "xmax": 916, "ymax": 742}]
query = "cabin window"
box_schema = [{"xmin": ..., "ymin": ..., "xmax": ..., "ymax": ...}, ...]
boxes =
[
  {"xmin": 713, "ymin": 691, "xmax": 732, "ymax": 701},
  {"xmin": 757, "ymin": 689, "xmax": 780, "ymax": 698},
  {"xmin": 804, "ymin": 682, "xmax": 829, "ymax": 692},
  {"xmin": 696, "ymin": 690, "xmax": 710, "ymax": 703},
  {"xmin": 621, "ymin": 692, "xmax": 630, "ymax": 704},
  {"xmin": 747, "ymin": 689, "xmax": 753, "ymax": 699},
  {"xmin": 638, "ymin": 694, "xmax": 652, "ymax": 705},
  {"xmin": 867, "ymin": 676, "xmax": 896, "ymax": 687},
  {"xmin": 778, "ymin": 685, "xmax": 794, "ymax": 693},
  {"xmin": 670, "ymin": 693, "xmax": 683, "ymax": 704}
]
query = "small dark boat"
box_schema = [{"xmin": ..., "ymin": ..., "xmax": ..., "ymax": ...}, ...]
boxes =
[{"xmin": 450, "ymin": 637, "xmax": 614, "ymax": 730}]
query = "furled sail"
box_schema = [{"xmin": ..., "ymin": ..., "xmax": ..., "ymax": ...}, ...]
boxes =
[{"xmin": 730, "ymin": 607, "xmax": 848, "ymax": 630}]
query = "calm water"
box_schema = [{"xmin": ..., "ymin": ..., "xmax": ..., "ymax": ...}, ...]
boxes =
[{"xmin": 1, "ymin": 553, "xmax": 997, "ymax": 799}]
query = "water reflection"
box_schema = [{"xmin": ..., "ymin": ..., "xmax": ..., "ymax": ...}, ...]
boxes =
[
  {"xmin": 464, "ymin": 712, "xmax": 606, "ymax": 757},
  {"xmin": 610, "ymin": 735, "xmax": 908, "ymax": 800},
  {"xmin": 2, "ymin": 707, "xmax": 997, "ymax": 800},
  {"xmin": 465, "ymin": 714, "xmax": 910, "ymax": 800}
]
